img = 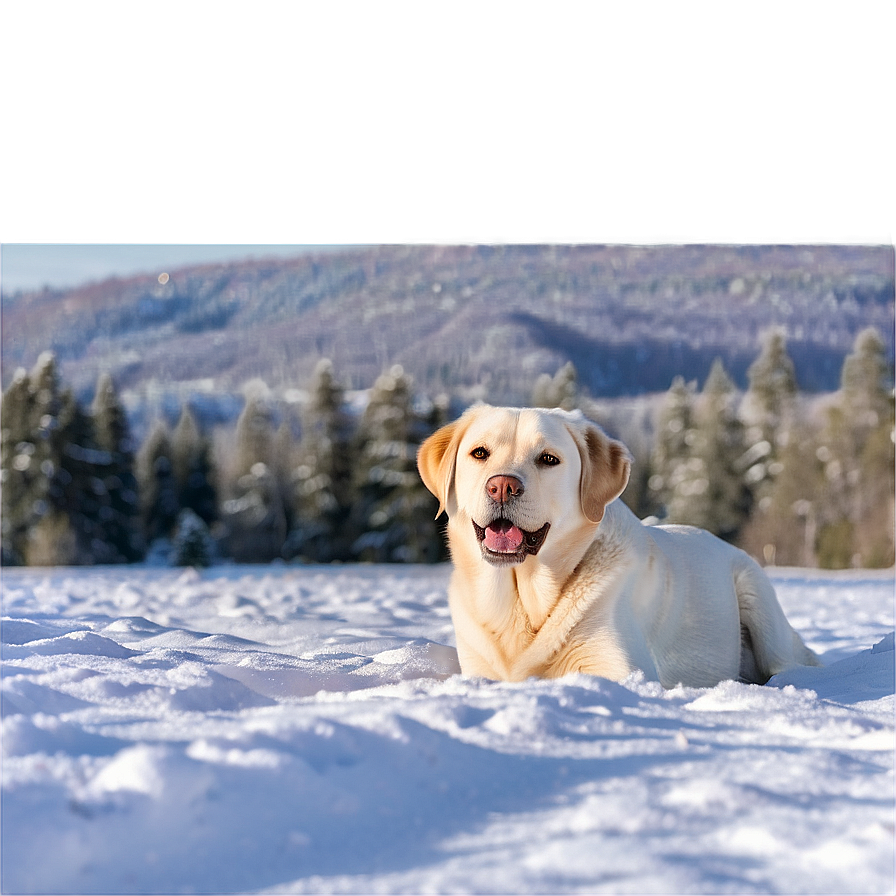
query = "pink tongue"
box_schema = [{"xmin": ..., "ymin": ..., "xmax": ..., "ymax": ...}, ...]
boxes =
[{"xmin": 484, "ymin": 521, "xmax": 524, "ymax": 553}]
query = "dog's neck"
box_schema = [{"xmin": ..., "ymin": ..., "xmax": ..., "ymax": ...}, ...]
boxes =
[
  {"xmin": 449, "ymin": 500, "xmax": 637, "ymax": 680},
  {"xmin": 455, "ymin": 500, "xmax": 634, "ymax": 635}
]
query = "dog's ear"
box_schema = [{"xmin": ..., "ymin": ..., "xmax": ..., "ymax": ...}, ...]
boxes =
[
  {"xmin": 576, "ymin": 424, "xmax": 632, "ymax": 523},
  {"xmin": 417, "ymin": 419, "xmax": 466, "ymax": 519}
]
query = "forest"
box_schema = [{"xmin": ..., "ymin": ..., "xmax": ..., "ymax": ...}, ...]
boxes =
[{"xmin": 1, "ymin": 326, "xmax": 893, "ymax": 570}]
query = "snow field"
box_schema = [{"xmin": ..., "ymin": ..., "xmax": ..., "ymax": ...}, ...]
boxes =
[{"xmin": 1, "ymin": 564, "xmax": 894, "ymax": 894}]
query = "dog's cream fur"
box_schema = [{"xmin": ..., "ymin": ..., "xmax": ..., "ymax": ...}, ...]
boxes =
[{"xmin": 418, "ymin": 404, "xmax": 820, "ymax": 688}]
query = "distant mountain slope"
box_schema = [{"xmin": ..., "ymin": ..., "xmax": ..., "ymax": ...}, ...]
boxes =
[{"xmin": 2, "ymin": 245, "xmax": 893, "ymax": 406}]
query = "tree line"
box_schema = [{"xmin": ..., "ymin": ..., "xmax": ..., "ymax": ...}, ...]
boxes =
[{"xmin": 2, "ymin": 327, "xmax": 892, "ymax": 569}]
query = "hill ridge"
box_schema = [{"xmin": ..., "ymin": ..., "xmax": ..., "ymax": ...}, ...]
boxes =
[{"xmin": 2, "ymin": 244, "xmax": 893, "ymax": 407}]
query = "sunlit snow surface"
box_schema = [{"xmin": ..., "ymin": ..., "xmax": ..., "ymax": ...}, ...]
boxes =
[{"xmin": 1, "ymin": 564, "xmax": 893, "ymax": 895}]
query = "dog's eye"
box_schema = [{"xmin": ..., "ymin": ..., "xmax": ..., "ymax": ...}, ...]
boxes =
[
  {"xmin": 538, "ymin": 452, "xmax": 561, "ymax": 467},
  {"xmin": 470, "ymin": 446, "xmax": 490, "ymax": 461}
]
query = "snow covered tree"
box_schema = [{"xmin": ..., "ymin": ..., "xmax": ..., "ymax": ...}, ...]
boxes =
[
  {"xmin": 90, "ymin": 372, "xmax": 143, "ymax": 562},
  {"xmin": 3, "ymin": 355, "xmax": 149, "ymax": 565},
  {"xmin": 171, "ymin": 508, "xmax": 214, "ymax": 568},
  {"xmin": 532, "ymin": 361, "xmax": 578, "ymax": 410},
  {"xmin": 285, "ymin": 360, "xmax": 355, "ymax": 562},
  {"xmin": 350, "ymin": 366, "xmax": 443, "ymax": 562},
  {"xmin": 221, "ymin": 384, "xmax": 288, "ymax": 562},
  {"xmin": 814, "ymin": 327, "xmax": 895, "ymax": 568},
  {"xmin": 2, "ymin": 354, "xmax": 89, "ymax": 564},
  {"xmin": 647, "ymin": 376, "xmax": 698, "ymax": 522},
  {"xmin": 738, "ymin": 420, "xmax": 825, "ymax": 567},
  {"xmin": 136, "ymin": 420, "xmax": 179, "ymax": 546},
  {"xmin": 742, "ymin": 328, "xmax": 798, "ymax": 501},
  {"xmin": 692, "ymin": 359, "xmax": 752, "ymax": 540},
  {"xmin": 52, "ymin": 385, "xmax": 109, "ymax": 564},
  {"xmin": 171, "ymin": 406, "xmax": 218, "ymax": 527},
  {"xmin": 1, "ymin": 368, "xmax": 41, "ymax": 564},
  {"xmin": 233, "ymin": 382, "xmax": 277, "ymax": 477}
]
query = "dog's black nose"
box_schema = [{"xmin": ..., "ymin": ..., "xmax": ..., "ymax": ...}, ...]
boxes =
[{"xmin": 486, "ymin": 475, "xmax": 524, "ymax": 504}]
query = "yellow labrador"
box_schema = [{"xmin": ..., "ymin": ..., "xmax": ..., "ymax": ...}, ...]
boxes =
[{"xmin": 418, "ymin": 404, "xmax": 820, "ymax": 688}]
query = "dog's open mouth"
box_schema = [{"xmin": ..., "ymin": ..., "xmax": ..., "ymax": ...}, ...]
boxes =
[{"xmin": 472, "ymin": 518, "xmax": 551, "ymax": 564}]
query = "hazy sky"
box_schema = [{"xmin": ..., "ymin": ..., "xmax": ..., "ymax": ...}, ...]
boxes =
[{"xmin": 2, "ymin": 8, "xmax": 892, "ymax": 288}]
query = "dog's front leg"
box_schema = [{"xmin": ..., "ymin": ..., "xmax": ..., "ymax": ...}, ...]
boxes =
[
  {"xmin": 550, "ymin": 617, "xmax": 660, "ymax": 681},
  {"xmin": 454, "ymin": 636, "xmax": 507, "ymax": 679}
]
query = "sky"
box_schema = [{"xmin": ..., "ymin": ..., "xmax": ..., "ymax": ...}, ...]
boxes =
[{"xmin": 1, "ymin": 5, "xmax": 893, "ymax": 297}]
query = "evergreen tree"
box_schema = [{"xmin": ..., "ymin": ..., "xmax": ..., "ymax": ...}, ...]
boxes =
[
  {"xmin": 3, "ymin": 355, "xmax": 147, "ymax": 565},
  {"xmin": 285, "ymin": 360, "xmax": 355, "ymax": 562},
  {"xmin": 746, "ymin": 329, "xmax": 798, "ymax": 427},
  {"xmin": 171, "ymin": 406, "xmax": 218, "ymax": 526},
  {"xmin": 1, "ymin": 354, "xmax": 86, "ymax": 565},
  {"xmin": 233, "ymin": 381, "xmax": 277, "ymax": 477},
  {"xmin": 26, "ymin": 354, "xmax": 69, "ymax": 548},
  {"xmin": 702, "ymin": 358, "xmax": 734, "ymax": 398},
  {"xmin": 92, "ymin": 373, "xmax": 129, "ymax": 451},
  {"xmin": 171, "ymin": 508, "xmax": 214, "ymax": 568},
  {"xmin": 742, "ymin": 328, "xmax": 797, "ymax": 501},
  {"xmin": 136, "ymin": 420, "xmax": 179, "ymax": 545},
  {"xmin": 840, "ymin": 327, "xmax": 892, "ymax": 430},
  {"xmin": 532, "ymin": 362, "xmax": 578, "ymax": 410},
  {"xmin": 91, "ymin": 372, "xmax": 143, "ymax": 562},
  {"xmin": 647, "ymin": 376, "xmax": 698, "ymax": 521},
  {"xmin": 815, "ymin": 327, "xmax": 895, "ymax": 568},
  {"xmin": 350, "ymin": 366, "xmax": 442, "ymax": 562},
  {"xmin": 52, "ymin": 385, "xmax": 105, "ymax": 564},
  {"xmin": 738, "ymin": 420, "xmax": 825, "ymax": 567},
  {"xmin": 1, "ymin": 368, "xmax": 40, "ymax": 564},
  {"xmin": 272, "ymin": 417, "xmax": 298, "ymax": 539},
  {"xmin": 693, "ymin": 359, "xmax": 752, "ymax": 540},
  {"xmin": 221, "ymin": 385, "xmax": 287, "ymax": 561}
]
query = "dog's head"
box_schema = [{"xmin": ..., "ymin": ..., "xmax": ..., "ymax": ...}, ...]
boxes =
[{"xmin": 417, "ymin": 405, "xmax": 631, "ymax": 567}]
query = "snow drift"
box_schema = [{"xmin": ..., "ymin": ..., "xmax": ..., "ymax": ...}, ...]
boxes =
[{"xmin": 1, "ymin": 564, "xmax": 893, "ymax": 894}]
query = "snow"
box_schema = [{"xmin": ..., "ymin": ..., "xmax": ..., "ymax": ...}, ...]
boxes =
[{"xmin": 1, "ymin": 563, "xmax": 894, "ymax": 895}]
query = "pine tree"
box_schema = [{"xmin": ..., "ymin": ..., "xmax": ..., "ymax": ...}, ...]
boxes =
[
  {"xmin": 693, "ymin": 359, "xmax": 752, "ymax": 540},
  {"xmin": 285, "ymin": 359, "xmax": 355, "ymax": 562},
  {"xmin": 91, "ymin": 372, "xmax": 143, "ymax": 562},
  {"xmin": 136, "ymin": 420, "xmax": 180, "ymax": 545},
  {"xmin": 171, "ymin": 508, "xmax": 214, "ymax": 568},
  {"xmin": 702, "ymin": 358, "xmax": 733, "ymax": 397},
  {"xmin": 1, "ymin": 368, "xmax": 39, "ymax": 564},
  {"xmin": 648, "ymin": 376, "xmax": 698, "ymax": 522},
  {"xmin": 350, "ymin": 366, "xmax": 442, "ymax": 562},
  {"xmin": 52, "ymin": 385, "xmax": 106, "ymax": 564},
  {"xmin": 742, "ymin": 328, "xmax": 797, "ymax": 501},
  {"xmin": 840, "ymin": 327, "xmax": 892, "ymax": 430},
  {"xmin": 230, "ymin": 390, "xmax": 274, "ymax": 479},
  {"xmin": 171, "ymin": 406, "xmax": 218, "ymax": 526},
  {"xmin": 1, "ymin": 353, "xmax": 89, "ymax": 565},
  {"xmin": 532, "ymin": 362, "xmax": 578, "ymax": 410},
  {"xmin": 25, "ymin": 354, "xmax": 68, "ymax": 544},
  {"xmin": 92, "ymin": 374, "xmax": 128, "ymax": 449},
  {"xmin": 738, "ymin": 419, "xmax": 825, "ymax": 567},
  {"xmin": 272, "ymin": 418, "xmax": 297, "ymax": 538},
  {"xmin": 221, "ymin": 385, "xmax": 288, "ymax": 562},
  {"xmin": 746, "ymin": 329, "xmax": 798, "ymax": 428},
  {"xmin": 815, "ymin": 327, "xmax": 895, "ymax": 568}
]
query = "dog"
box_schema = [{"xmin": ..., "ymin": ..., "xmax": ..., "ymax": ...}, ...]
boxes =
[{"xmin": 417, "ymin": 404, "xmax": 820, "ymax": 688}]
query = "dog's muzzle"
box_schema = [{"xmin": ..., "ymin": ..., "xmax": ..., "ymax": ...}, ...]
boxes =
[{"xmin": 472, "ymin": 518, "xmax": 551, "ymax": 565}]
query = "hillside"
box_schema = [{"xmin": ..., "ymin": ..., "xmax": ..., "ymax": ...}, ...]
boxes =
[{"xmin": 2, "ymin": 245, "xmax": 893, "ymax": 409}]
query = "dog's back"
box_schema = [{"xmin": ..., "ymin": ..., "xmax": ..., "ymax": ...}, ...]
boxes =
[{"xmin": 644, "ymin": 516, "xmax": 821, "ymax": 683}]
